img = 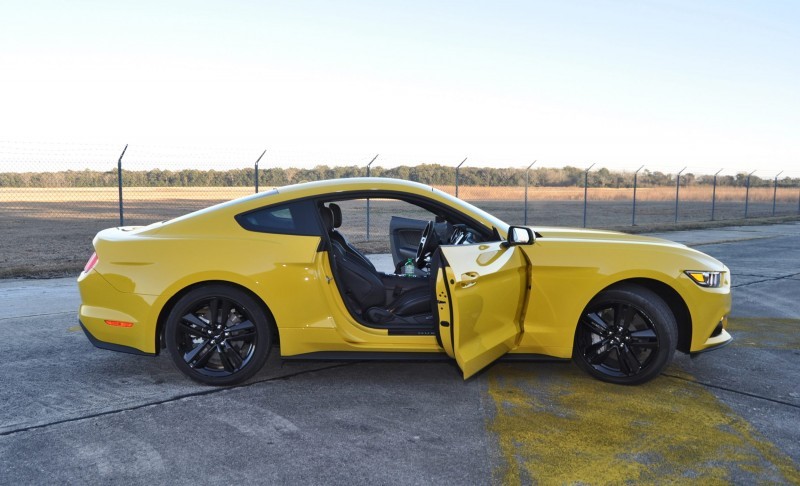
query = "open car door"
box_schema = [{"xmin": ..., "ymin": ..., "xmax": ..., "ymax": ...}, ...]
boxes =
[{"xmin": 434, "ymin": 227, "xmax": 533, "ymax": 378}]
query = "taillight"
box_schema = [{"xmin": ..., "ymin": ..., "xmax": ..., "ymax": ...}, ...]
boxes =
[{"xmin": 83, "ymin": 252, "xmax": 99, "ymax": 273}]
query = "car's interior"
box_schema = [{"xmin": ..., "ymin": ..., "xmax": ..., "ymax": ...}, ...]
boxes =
[{"xmin": 317, "ymin": 197, "xmax": 495, "ymax": 334}]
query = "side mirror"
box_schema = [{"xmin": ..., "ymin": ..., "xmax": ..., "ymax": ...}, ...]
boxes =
[{"xmin": 504, "ymin": 226, "xmax": 535, "ymax": 247}]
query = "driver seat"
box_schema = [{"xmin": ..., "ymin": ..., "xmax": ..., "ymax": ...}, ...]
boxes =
[
  {"xmin": 320, "ymin": 205, "xmax": 430, "ymax": 324},
  {"xmin": 327, "ymin": 203, "xmax": 376, "ymax": 272}
]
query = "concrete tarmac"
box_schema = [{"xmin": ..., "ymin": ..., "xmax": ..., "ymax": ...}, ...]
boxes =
[{"xmin": 1, "ymin": 223, "xmax": 798, "ymax": 484}]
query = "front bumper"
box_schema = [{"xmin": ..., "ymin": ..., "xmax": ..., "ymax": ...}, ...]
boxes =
[
  {"xmin": 684, "ymin": 271, "xmax": 733, "ymax": 353},
  {"xmin": 691, "ymin": 316, "xmax": 733, "ymax": 355}
]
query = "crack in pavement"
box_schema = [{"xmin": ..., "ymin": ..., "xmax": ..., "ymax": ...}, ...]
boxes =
[
  {"xmin": 688, "ymin": 236, "xmax": 776, "ymax": 247},
  {"xmin": 0, "ymin": 361, "xmax": 360, "ymax": 438},
  {"xmin": 731, "ymin": 272, "xmax": 800, "ymax": 288},
  {"xmin": 663, "ymin": 373, "xmax": 800, "ymax": 410},
  {"xmin": 0, "ymin": 310, "xmax": 74, "ymax": 323}
]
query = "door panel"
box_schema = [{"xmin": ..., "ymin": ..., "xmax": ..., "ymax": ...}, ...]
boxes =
[
  {"xmin": 438, "ymin": 242, "xmax": 528, "ymax": 378},
  {"xmin": 389, "ymin": 216, "xmax": 428, "ymax": 266},
  {"xmin": 434, "ymin": 256, "xmax": 455, "ymax": 358}
]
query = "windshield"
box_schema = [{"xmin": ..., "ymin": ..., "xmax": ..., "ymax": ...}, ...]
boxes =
[{"xmin": 431, "ymin": 187, "xmax": 510, "ymax": 234}]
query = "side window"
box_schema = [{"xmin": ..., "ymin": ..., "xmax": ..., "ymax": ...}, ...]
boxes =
[{"xmin": 236, "ymin": 200, "xmax": 321, "ymax": 236}]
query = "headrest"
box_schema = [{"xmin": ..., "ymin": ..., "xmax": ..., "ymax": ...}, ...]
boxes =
[
  {"xmin": 329, "ymin": 203, "xmax": 342, "ymax": 228},
  {"xmin": 319, "ymin": 206, "xmax": 334, "ymax": 232}
]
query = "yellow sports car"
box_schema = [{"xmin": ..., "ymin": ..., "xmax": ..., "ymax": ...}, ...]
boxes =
[{"xmin": 78, "ymin": 178, "xmax": 732, "ymax": 386}]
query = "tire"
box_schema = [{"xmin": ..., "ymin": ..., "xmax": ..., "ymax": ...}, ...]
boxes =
[
  {"xmin": 165, "ymin": 284, "xmax": 273, "ymax": 386},
  {"xmin": 572, "ymin": 284, "xmax": 677, "ymax": 385}
]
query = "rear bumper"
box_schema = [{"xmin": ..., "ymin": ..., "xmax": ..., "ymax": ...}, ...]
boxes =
[
  {"xmin": 79, "ymin": 321, "xmax": 155, "ymax": 356},
  {"xmin": 77, "ymin": 269, "xmax": 159, "ymax": 354}
]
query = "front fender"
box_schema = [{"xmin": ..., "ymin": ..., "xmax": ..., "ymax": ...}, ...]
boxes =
[{"xmin": 512, "ymin": 238, "xmax": 729, "ymax": 357}]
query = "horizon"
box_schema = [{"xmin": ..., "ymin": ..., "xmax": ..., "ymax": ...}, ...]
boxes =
[{"xmin": 0, "ymin": 142, "xmax": 796, "ymax": 182}]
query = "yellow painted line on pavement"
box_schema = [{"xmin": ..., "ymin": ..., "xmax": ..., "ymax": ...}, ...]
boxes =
[
  {"xmin": 727, "ymin": 318, "xmax": 800, "ymax": 350},
  {"xmin": 485, "ymin": 363, "xmax": 799, "ymax": 485},
  {"xmin": 67, "ymin": 325, "xmax": 81, "ymax": 332}
]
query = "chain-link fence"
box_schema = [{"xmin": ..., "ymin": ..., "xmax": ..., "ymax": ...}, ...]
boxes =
[{"xmin": 1, "ymin": 143, "xmax": 799, "ymax": 277}]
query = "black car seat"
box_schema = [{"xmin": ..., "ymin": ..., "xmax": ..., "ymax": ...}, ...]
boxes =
[
  {"xmin": 320, "ymin": 205, "xmax": 430, "ymax": 324},
  {"xmin": 327, "ymin": 203, "xmax": 377, "ymax": 272}
]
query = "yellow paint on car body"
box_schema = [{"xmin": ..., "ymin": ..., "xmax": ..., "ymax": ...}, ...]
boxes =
[{"xmin": 76, "ymin": 178, "xmax": 732, "ymax": 378}]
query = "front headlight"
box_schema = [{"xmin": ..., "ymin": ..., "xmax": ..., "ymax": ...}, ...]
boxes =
[{"xmin": 684, "ymin": 270, "xmax": 723, "ymax": 288}]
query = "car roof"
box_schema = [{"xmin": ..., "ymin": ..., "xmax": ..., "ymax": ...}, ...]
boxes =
[{"xmin": 147, "ymin": 178, "xmax": 508, "ymax": 236}]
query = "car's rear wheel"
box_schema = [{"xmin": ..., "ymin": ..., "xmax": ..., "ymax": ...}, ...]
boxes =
[
  {"xmin": 165, "ymin": 285, "xmax": 272, "ymax": 386},
  {"xmin": 572, "ymin": 284, "xmax": 677, "ymax": 385}
]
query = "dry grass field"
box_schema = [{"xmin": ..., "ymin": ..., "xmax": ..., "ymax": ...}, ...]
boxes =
[
  {"xmin": 5, "ymin": 184, "xmax": 797, "ymax": 204},
  {"xmin": 1, "ymin": 185, "xmax": 798, "ymax": 277},
  {"xmin": 436, "ymin": 184, "xmax": 796, "ymax": 203}
]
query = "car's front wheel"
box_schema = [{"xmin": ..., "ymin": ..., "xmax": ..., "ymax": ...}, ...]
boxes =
[
  {"xmin": 572, "ymin": 284, "xmax": 677, "ymax": 385},
  {"xmin": 165, "ymin": 285, "xmax": 272, "ymax": 386}
]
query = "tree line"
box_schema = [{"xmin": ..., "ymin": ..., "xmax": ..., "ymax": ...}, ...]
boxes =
[{"xmin": 1, "ymin": 165, "xmax": 796, "ymax": 188}]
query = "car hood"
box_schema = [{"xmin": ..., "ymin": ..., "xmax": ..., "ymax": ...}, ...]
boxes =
[
  {"xmin": 531, "ymin": 226, "xmax": 685, "ymax": 248},
  {"xmin": 529, "ymin": 226, "xmax": 727, "ymax": 272}
]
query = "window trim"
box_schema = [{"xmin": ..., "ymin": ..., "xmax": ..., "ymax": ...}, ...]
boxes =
[{"xmin": 235, "ymin": 199, "xmax": 324, "ymax": 236}]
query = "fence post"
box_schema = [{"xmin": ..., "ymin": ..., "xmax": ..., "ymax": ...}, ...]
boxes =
[
  {"xmin": 524, "ymin": 160, "xmax": 536, "ymax": 225},
  {"xmin": 632, "ymin": 165, "xmax": 644, "ymax": 226},
  {"xmin": 711, "ymin": 169, "xmax": 722, "ymax": 221},
  {"xmin": 675, "ymin": 166, "xmax": 686, "ymax": 223},
  {"xmin": 583, "ymin": 163, "xmax": 595, "ymax": 228},
  {"xmin": 744, "ymin": 170, "xmax": 756, "ymax": 218},
  {"xmin": 772, "ymin": 171, "xmax": 783, "ymax": 216},
  {"xmin": 365, "ymin": 154, "xmax": 378, "ymax": 241},
  {"xmin": 117, "ymin": 144, "xmax": 128, "ymax": 226},
  {"xmin": 455, "ymin": 158, "xmax": 467, "ymax": 198},
  {"xmin": 254, "ymin": 149, "xmax": 266, "ymax": 193}
]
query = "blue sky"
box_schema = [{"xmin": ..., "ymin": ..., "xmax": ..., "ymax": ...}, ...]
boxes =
[{"xmin": 1, "ymin": 0, "xmax": 798, "ymax": 176}]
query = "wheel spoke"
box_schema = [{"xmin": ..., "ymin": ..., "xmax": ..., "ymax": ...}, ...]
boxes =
[
  {"xmin": 613, "ymin": 303, "xmax": 625, "ymax": 328},
  {"xmin": 219, "ymin": 342, "xmax": 244, "ymax": 371},
  {"xmin": 181, "ymin": 313, "xmax": 210, "ymax": 330},
  {"xmin": 582, "ymin": 313, "xmax": 610, "ymax": 336},
  {"xmin": 227, "ymin": 319, "xmax": 256, "ymax": 339},
  {"xmin": 208, "ymin": 298, "xmax": 220, "ymax": 326},
  {"xmin": 218, "ymin": 301, "xmax": 232, "ymax": 326},
  {"xmin": 617, "ymin": 345, "xmax": 642, "ymax": 376},
  {"xmin": 189, "ymin": 345, "xmax": 216, "ymax": 368},
  {"xmin": 183, "ymin": 339, "xmax": 211, "ymax": 367},
  {"xmin": 629, "ymin": 329, "xmax": 658, "ymax": 348},
  {"xmin": 179, "ymin": 318, "xmax": 209, "ymax": 338},
  {"xmin": 585, "ymin": 339, "xmax": 613, "ymax": 365},
  {"xmin": 621, "ymin": 305, "xmax": 637, "ymax": 327},
  {"xmin": 216, "ymin": 344, "xmax": 234, "ymax": 372}
]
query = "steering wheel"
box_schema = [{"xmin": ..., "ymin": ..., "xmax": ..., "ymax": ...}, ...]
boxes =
[
  {"xmin": 415, "ymin": 221, "xmax": 438, "ymax": 268},
  {"xmin": 448, "ymin": 225, "xmax": 467, "ymax": 245}
]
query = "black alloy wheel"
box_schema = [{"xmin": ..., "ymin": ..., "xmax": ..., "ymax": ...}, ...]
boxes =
[
  {"xmin": 165, "ymin": 285, "xmax": 272, "ymax": 386},
  {"xmin": 573, "ymin": 284, "xmax": 677, "ymax": 385}
]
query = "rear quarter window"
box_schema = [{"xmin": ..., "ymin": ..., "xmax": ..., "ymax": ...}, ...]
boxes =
[{"xmin": 235, "ymin": 200, "xmax": 321, "ymax": 236}]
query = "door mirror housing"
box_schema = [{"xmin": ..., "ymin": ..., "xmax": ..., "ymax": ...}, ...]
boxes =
[{"xmin": 504, "ymin": 226, "xmax": 535, "ymax": 247}]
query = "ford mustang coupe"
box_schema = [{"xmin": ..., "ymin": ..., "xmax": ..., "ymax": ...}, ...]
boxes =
[{"xmin": 78, "ymin": 178, "xmax": 732, "ymax": 386}]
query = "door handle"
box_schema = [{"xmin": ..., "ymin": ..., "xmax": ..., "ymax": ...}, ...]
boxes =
[{"xmin": 459, "ymin": 272, "xmax": 479, "ymax": 288}]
